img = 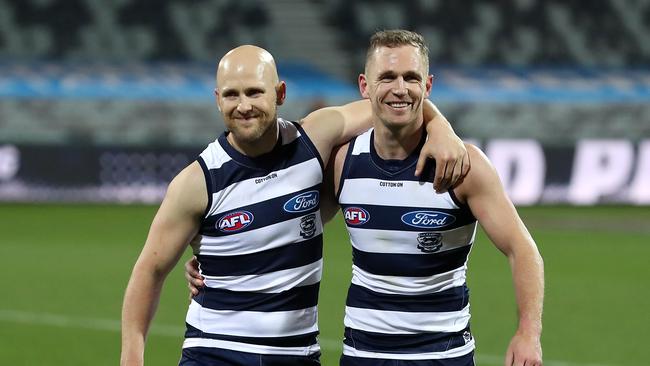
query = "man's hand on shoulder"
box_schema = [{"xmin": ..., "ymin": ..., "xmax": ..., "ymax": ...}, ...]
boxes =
[{"xmin": 415, "ymin": 126, "xmax": 470, "ymax": 192}]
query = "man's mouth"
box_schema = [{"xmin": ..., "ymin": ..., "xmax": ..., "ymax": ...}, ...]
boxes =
[
  {"xmin": 235, "ymin": 114, "xmax": 259, "ymax": 120},
  {"xmin": 385, "ymin": 101, "xmax": 412, "ymax": 109}
]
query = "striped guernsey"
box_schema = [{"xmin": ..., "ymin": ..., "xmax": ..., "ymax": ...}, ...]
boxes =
[
  {"xmin": 338, "ymin": 129, "xmax": 478, "ymax": 362},
  {"xmin": 184, "ymin": 118, "xmax": 324, "ymax": 357}
]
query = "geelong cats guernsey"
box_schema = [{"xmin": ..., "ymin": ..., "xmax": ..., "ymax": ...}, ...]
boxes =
[
  {"xmin": 183, "ymin": 118, "xmax": 324, "ymax": 356},
  {"xmin": 338, "ymin": 129, "xmax": 478, "ymax": 361}
]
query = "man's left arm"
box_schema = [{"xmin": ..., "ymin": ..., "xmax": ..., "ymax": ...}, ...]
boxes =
[{"xmin": 461, "ymin": 145, "xmax": 544, "ymax": 366}]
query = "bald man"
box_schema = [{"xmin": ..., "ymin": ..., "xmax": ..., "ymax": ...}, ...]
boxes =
[{"xmin": 120, "ymin": 45, "xmax": 467, "ymax": 366}]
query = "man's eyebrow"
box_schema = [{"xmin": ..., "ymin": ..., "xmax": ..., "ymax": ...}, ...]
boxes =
[
  {"xmin": 377, "ymin": 70, "xmax": 397, "ymax": 79},
  {"xmin": 403, "ymin": 71, "xmax": 423, "ymax": 80},
  {"xmin": 244, "ymin": 86, "xmax": 265, "ymax": 94},
  {"xmin": 221, "ymin": 88, "xmax": 238, "ymax": 96}
]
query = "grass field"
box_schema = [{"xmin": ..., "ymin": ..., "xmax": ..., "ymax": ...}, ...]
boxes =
[{"xmin": 0, "ymin": 204, "xmax": 647, "ymax": 365}]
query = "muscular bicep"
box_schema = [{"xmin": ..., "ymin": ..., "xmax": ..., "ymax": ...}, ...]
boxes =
[
  {"xmin": 135, "ymin": 162, "xmax": 207, "ymax": 276},
  {"xmin": 460, "ymin": 146, "xmax": 535, "ymax": 256}
]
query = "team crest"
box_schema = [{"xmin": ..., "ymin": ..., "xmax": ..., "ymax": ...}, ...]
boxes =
[
  {"xmin": 416, "ymin": 232, "xmax": 443, "ymax": 253},
  {"xmin": 463, "ymin": 330, "xmax": 472, "ymax": 344},
  {"xmin": 300, "ymin": 213, "xmax": 317, "ymax": 239}
]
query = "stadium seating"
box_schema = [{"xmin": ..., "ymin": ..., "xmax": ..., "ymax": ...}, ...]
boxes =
[
  {"xmin": 316, "ymin": 0, "xmax": 650, "ymax": 71},
  {"xmin": 0, "ymin": 0, "xmax": 649, "ymax": 147}
]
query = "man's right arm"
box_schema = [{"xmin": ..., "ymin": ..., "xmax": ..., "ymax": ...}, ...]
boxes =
[
  {"xmin": 120, "ymin": 162, "xmax": 207, "ymax": 366},
  {"xmin": 300, "ymin": 100, "xmax": 372, "ymax": 166}
]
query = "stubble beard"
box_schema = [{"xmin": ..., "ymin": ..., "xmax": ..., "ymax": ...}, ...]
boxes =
[{"xmin": 228, "ymin": 109, "xmax": 274, "ymax": 141}]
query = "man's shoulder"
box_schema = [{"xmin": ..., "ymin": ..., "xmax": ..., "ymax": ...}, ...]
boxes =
[
  {"xmin": 169, "ymin": 161, "xmax": 205, "ymax": 193},
  {"xmin": 465, "ymin": 143, "xmax": 489, "ymax": 168},
  {"xmin": 454, "ymin": 142, "xmax": 500, "ymax": 197},
  {"xmin": 165, "ymin": 161, "xmax": 208, "ymax": 215}
]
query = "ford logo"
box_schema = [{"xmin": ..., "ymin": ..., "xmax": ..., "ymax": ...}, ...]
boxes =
[
  {"xmin": 283, "ymin": 190, "xmax": 320, "ymax": 213},
  {"xmin": 401, "ymin": 211, "xmax": 455, "ymax": 229},
  {"xmin": 218, "ymin": 211, "xmax": 254, "ymax": 232}
]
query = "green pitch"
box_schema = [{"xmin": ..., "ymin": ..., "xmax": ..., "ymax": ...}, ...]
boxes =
[{"xmin": 0, "ymin": 204, "xmax": 647, "ymax": 365}]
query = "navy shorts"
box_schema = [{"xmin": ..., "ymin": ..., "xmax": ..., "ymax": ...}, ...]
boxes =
[
  {"xmin": 179, "ymin": 347, "xmax": 321, "ymax": 366},
  {"xmin": 339, "ymin": 351, "xmax": 474, "ymax": 366}
]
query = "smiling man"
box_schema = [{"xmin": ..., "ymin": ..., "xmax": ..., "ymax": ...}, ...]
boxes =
[{"xmin": 328, "ymin": 30, "xmax": 545, "ymax": 366}]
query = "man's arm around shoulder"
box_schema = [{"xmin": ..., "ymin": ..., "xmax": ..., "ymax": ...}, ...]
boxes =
[
  {"xmin": 120, "ymin": 162, "xmax": 207, "ymax": 366},
  {"xmin": 300, "ymin": 100, "xmax": 372, "ymax": 165},
  {"xmin": 300, "ymin": 99, "xmax": 470, "ymax": 191}
]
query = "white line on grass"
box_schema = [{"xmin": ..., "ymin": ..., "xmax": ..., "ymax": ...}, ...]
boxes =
[{"xmin": 0, "ymin": 309, "xmax": 615, "ymax": 366}]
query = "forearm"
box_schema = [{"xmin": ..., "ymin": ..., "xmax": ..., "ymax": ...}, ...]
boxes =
[
  {"xmin": 121, "ymin": 265, "xmax": 166, "ymax": 366},
  {"xmin": 336, "ymin": 99, "xmax": 373, "ymax": 143},
  {"xmin": 509, "ymin": 244, "xmax": 544, "ymax": 337}
]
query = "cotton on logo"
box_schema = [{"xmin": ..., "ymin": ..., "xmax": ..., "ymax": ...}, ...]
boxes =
[
  {"xmin": 218, "ymin": 211, "xmax": 254, "ymax": 232},
  {"xmin": 344, "ymin": 207, "xmax": 369, "ymax": 226}
]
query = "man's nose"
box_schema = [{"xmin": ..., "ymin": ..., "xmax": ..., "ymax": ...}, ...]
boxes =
[
  {"xmin": 392, "ymin": 77, "xmax": 407, "ymax": 95},
  {"xmin": 237, "ymin": 97, "xmax": 253, "ymax": 113}
]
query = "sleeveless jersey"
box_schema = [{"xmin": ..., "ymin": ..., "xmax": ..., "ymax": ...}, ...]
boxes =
[
  {"xmin": 337, "ymin": 129, "xmax": 478, "ymax": 361},
  {"xmin": 183, "ymin": 118, "xmax": 324, "ymax": 356}
]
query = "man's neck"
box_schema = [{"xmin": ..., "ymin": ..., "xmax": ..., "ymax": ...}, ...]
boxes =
[
  {"xmin": 373, "ymin": 119, "xmax": 424, "ymax": 160},
  {"xmin": 227, "ymin": 122, "xmax": 279, "ymax": 157}
]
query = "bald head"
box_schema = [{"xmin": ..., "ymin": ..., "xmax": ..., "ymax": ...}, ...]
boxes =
[
  {"xmin": 217, "ymin": 45, "xmax": 279, "ymax": 87},
  {"xmin": 214, "ymin": 45, "xmax": 287, "ymax": 155}
]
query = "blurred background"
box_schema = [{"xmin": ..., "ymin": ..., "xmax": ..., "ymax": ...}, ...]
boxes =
[
  {"xmin": 0, "ymin": 0, "xmax": 648, "ymax": 365},
  {"xmin": 1, "ymin": 0, "xmax": 649, "ymax": 204}
]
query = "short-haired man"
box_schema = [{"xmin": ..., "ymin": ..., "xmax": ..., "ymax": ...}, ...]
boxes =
[{"xmin": 329, "ymin": 30, "xmax": 544, "ymax": 366}]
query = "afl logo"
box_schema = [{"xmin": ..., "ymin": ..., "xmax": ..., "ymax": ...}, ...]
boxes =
[
  {"xmin": 401, "ymin": 211, "xmax": 455, "ymax": 229},
  {"xmin": 283, "ymin": 190, "xmax": 320, "ymax": 213},
  {"xmin": 218, "ymin": 211, "xmax": 254, "ymax": 232},
  {"xmin": 344, "ymin": 207, "xmax": 370, "ymax": 226}
]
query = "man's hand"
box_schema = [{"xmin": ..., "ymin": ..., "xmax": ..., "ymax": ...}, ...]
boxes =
[
  {"xmin": 417, "ymin": 100, "xmax": 470, "ymax": 192},
  {"xmin": 184, "ymin": 256, "xmax": 204, "ymax": 298},
  {"xmin": 504, "ymin": 331, "xmax": 543, "ymax": 366},
  {"xmin": 415, "ymin": 132, "xmax": 469, "ymax": 192}
]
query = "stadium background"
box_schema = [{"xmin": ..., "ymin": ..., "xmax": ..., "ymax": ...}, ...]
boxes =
[{"xmin": 0, "ymin": 0, "xmax": 648, "ymax": 365}]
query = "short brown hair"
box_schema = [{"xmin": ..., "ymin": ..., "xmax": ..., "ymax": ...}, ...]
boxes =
[{"xmin": 365, "ymin": 30, "xmax": 430, "ymax": 73}]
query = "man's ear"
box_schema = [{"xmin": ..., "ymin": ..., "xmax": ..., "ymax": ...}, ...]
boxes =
[
  {"xmin": 214, "ymin": 89, "xmax": 222, "ymax": 112},
  {"xmin": 358, "ymin": 74, "xmax": 370, "ymax": 98},
  {"xmin": 276, "ymin": 81, "xmax": 287, "ymax": 105},
  {"xmin": 425, "ymin": 74, "xmax": 434, "ymax": 97}
]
